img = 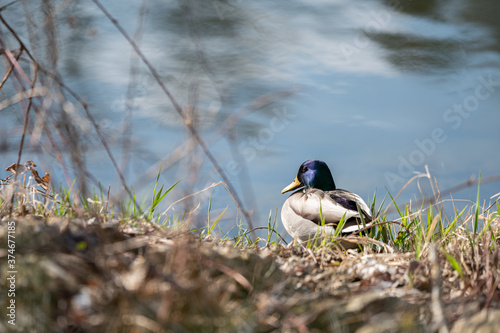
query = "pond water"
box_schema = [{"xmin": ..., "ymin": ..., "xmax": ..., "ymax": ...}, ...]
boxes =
[{"xmin": 1, "ymin": 0, "xmax": 499, "ymax": 239}]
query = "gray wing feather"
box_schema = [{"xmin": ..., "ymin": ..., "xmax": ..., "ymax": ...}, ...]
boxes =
[{"xmin": 287, "ymin": 189, "xmax": 371, "ymax": 226}]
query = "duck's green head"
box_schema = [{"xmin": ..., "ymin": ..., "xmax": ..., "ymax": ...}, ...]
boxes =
[{"xmin": 281, "ymin": 159, "xmax": 336, "ymax": 194}]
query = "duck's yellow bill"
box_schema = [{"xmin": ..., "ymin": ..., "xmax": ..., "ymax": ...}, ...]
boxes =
[{"xmin": 281, "ymin": 177, "xmax": 303, "ymax": 194}]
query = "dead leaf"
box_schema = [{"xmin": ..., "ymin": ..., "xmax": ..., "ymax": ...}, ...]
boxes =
[
  {"xmin": 5, "ymin": 163, "xmax": 26, "ymax": 175},
  {"xmin": 41, "ymin": 172, "xmax": 51, "ymax": 185},
  {"xmin": 29, "ymin": 168, "xmax": 43, "ymax": 184}
]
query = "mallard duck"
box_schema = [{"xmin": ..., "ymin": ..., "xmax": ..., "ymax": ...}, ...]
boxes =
[{"xmin": 281, "ymin": 159, "xmax": 372, "ymax": 247}]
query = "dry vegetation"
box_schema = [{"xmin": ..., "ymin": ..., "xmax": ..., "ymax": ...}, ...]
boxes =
[{"xmin": 1, "ymin": 1, "xmax": 500, "ymax": 332}]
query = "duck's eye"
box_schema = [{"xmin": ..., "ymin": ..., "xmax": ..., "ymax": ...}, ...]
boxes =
[{"xmin": 301, "ymin": 166, "xmax": 308, "ymax": 172}]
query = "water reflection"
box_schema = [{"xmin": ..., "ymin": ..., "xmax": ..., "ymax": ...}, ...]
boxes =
[
  {"xmin": 369, "ymin": 32, "xmax": 465, "ymax": 73},
  {"xmin": 372, "ymin": 0, "xmax": 500, "ymax": 74}
]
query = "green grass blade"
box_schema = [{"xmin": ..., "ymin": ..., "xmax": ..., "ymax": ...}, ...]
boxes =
[
  {"xmin": 376, "ymin": 194, "xmax": 387, "ymax": 218},
  {"xmin": 266, "ymin": 210, "xmax": 274, "ymax": 244},
  {"xmin": 150, "ymin": 179, "xmax": 181, "ymax": 215},
  {"xmin": 443, "ymin": 250, "xmax": 463, "ymax": 278},
  {"xmin": 334, "ymin": 214, "xmax": 346, "ymax": 237},
  {"xmin": 444, "ymin": 206, "xmax": 467, "ymax": 237},
  {"xmin": 370, "ymin": 188, "xmax": 377, "ymax": 216},
  {"xmin": 386, "ymin": 187, "xmax": 403, "ymax": 217},
  {"xmin": 473, "ymin": 173, "xmax": 481, "ymax": 233},
  {"xmin": 356, "ymin": 203, "xmax": 367, "ymax": 229},
  {"xmin": 208, "ymin": 206, "xmax": 228, "ymax": 235},
  {"xmin": 207, "ymin": 196, "xmax": 212, "ymax": 227}
]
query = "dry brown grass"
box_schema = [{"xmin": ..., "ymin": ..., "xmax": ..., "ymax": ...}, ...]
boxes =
[{"xmin": 1, "ymin": 204, "xmax": 499, "ymax": 332}]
